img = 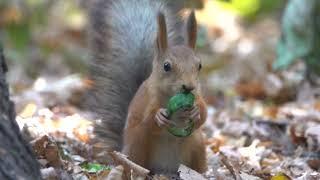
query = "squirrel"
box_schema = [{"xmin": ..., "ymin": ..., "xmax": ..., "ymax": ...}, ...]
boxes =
[{"xmin": 87, "ymin": 0, "xmax": 207, "ymax": 175}]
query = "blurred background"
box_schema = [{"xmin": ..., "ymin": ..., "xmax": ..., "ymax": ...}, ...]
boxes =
[
  {"xmin": 1, "ymin": 0, "xmax": 311, "ymax": 111},
  {"xmin": 1, "ymin": 0, "xmax": 320, "ymax": 179},
  {"xmin": 0, "ymin": 0, "xmax": 292, "ymax": 106}
]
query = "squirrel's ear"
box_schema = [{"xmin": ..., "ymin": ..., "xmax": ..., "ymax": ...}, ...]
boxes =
[
  {"xmin": 156, "ymin": 12, "xmax": 168, "ymax": 55},
  {"xmin": 186, "ymin": 10, "xmax": 197, "ymax": 49}
]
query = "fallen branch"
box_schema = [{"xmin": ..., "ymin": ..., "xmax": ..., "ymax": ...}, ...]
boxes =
[
  {"xmin": 109, "ymin": 151, "xmax": 150, "ymax": 178},
  {"xmin": 219, "ymin": 152, "xmax": 241, "ymax": 180}
]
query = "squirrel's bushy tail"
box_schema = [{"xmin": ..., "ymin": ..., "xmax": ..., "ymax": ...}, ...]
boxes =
[{"xmin": 87, "ymin": 0, "xmax": 184, "ymax": 151}]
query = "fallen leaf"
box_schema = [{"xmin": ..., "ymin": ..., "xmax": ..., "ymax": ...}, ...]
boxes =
[
  {"xmin": 271, "ymin": 172, "xmax": 291, "ymax": 180},
  {"xmin": 80, "ymin": 162, "xmax": 110, "ymax": 173},
  {"xmin": 45, "ymin": 143, "xmax": 62, "ymax": 168},
  {"xmin": 19, "ymin": 103, "xmax": 37, "ymax": 118},
  {"xmin": 314, "ymin": 101, "xmax": 320, "ymax": 111},
  {"xmin": 206, "ymin": 137, "xmax": 224, "ymax": 153},
  {"xmin": 235, "ymin": 80, "xmax": 266, "ymax": 100},
  {"xmin": 31, "ymin": 135, "xmax": 62, "ymax": 168},
  {"xmin": 178, "ymin": 164, "xmax": 206, "ymax": 180},
  {"xmin": 40, "ymin": 167, "xmax": 58, "ymax": 180},
  {"xmin": 239, "ymin": 172, "xmax": 261, "ymax": 180},
  {"xmin": 307, "ymin": 158, "xmax": 320, "ymax": 171},
  {"xmin": 305, "ymin": 125, "xmax": 320, "ymax": 152},
  {"xmin": 263, "ymin": 105, "xmax": 279, "ymax": 120},
  {"xmin": 238, "ymin": 139, "xmax": 265, "ymax": 169}
]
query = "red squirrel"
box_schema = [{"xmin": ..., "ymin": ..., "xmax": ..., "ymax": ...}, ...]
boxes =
[{"xmin": 87, "ymin": 0, "xmax": 207, "ymax": 175}]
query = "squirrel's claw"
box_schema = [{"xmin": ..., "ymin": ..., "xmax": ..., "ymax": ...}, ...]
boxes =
[
  {"xmin": 190, "ymin": 105, "xmax": 200, "ymax": 120},
  {"xmin": 189, "ymin": 105, "xmax": 201, "ymax": 130},
  {"xmin": 174, "ymin": 105, "xmax": 200, "ymax": 121}
]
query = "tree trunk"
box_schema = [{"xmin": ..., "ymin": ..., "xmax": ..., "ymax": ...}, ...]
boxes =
[{"xmin": 0, "ymin": 46, "xmax": 42, "ymax": 179}]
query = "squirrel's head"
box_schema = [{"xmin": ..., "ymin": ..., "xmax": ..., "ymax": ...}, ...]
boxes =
[{"xmin": 151, "ymin": 11, "xmax": 201, "ymax": 97}]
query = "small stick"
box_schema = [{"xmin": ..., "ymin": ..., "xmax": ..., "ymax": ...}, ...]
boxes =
[
  {"xmin": 219, "ymin": 152, "xmax": 241, "ymax": 180},
  {"xmin": 109, "ymin": 151, "xmax": 150, "ymax": 177}
]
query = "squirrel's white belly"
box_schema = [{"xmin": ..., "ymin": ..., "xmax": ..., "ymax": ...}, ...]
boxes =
[{"xmin": 148, "ymin": 132, "xmax": 192, "ymax": 174}]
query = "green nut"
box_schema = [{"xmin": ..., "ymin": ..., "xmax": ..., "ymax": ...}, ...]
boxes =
[
  {"xmin": 166, "ymin": 92, "xmax": 195, "ymax": 137},
  {"xmin": 167, "ymin": 120, "xmax": 195, "ymax": 137}
]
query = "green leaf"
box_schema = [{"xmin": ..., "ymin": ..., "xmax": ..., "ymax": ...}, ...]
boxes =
[
  {"xmin": 232, "ymin": 0, "xmax": 260, "ymax": 17},
  {"xmin": 80, "ymin": 162, "xmax": 110, "ymax": 173}
]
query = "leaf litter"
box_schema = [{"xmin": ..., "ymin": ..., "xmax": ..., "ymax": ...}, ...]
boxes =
[{"xmin": 11, "ymin": 72, "xmax": 320, "ymax": 180}]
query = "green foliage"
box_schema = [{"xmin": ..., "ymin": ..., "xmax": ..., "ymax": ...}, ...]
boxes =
[
  {"xmin": 2, "ymin": 1, "xmax": 49, "ymax": 48},
  {"xmin": 274, "ymin": 0, "xmax": 320, "ymax": 76},
  {"xmin": 231, "ymin": 0, "xmax": 260, "ymax": 17},
  {"xmin": 216, "ymin": 0, "xmax": 285, "ymax": 19},
  {"xmin": 5, "ymin": 23, "xmax": 31, "ymax": 51},
  {"xmin": 80, "ymin": 162, "xmax": 110, "ymax": 173},
  {"xmin": 1, "ymin": 1, "xmax": 88, "ymax": 77}
]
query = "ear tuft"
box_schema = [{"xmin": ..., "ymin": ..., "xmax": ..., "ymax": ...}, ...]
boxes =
[
  {"xmin": 186, "ymin": 10, "xmax": 197, "ymax": 49},
  {"xmin": 156, "ymin": 12, "xmax": 168, "ymax": 54}
]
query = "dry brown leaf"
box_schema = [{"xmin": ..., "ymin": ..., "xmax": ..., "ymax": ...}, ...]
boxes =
[
  {"xmin": 289, "ymin": 125, "xmax": 307, "ymax": 146},
  {"xmin": 307, "ymin": 158, "xmax": 320, "ymax": 171},
  {"xmin": 31, "ymin": 135, "xmax": 50, "ymax": 157},
  {"xmin": 314, "ymin": 101, "xmax": 320, "ymax": 111},
  {"xmin": 45, "ymin": 143, "xmax": 62, "ymax": 168},
  {"xmin": 206, "ymin": 137, "xmax": 224, "ymax": 153},
  {"xmin": 0, "ymin": 6, "xmax": 22, "ymax": 24},
  {"xmin": 73, "ymin": 125, "xmax": 91, "ymax": 143},
  {"xmin": 263, "ymin": 105, "xmax": 279, "ymax": 120},
  {"xmin": 31, "ymin": 135, "xmax": 62, "ymax": 168},
  {"xmin": 235, "ymin": 80, "xmax": 266, "ymax": 100}
]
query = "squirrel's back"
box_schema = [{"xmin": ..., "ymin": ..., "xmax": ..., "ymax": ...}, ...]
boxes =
[{"xmin": 87, "ymin": 0, "xmax": 184, "ymax": 151}]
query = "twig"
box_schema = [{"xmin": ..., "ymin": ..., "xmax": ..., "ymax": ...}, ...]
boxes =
[
  {"xmin": 219, "ymin": 152, "xmax": 241, "ymax": 180},
  {"xmin": 109, "ymin": 151, "xmax": 150, "ymax": 178}
]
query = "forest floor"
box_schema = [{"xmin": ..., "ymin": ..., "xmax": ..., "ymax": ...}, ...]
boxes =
[{"xmin": 11, "ymin": 72, "xmax": 320, "ymax": 180}]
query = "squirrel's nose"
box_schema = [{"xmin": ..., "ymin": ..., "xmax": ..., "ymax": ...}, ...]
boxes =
[{"xmin": 182, "ymin": 84, "xmax": 195, "ymax": 93}]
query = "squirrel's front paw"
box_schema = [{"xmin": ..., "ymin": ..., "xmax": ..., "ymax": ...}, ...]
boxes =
[
  {"xmin": 189, "ymin": 105, "xmax": 202, "ymax": 129},
  {"xmin": 175, "ymin": 105, "xmax": 200, "ymax": 122},
  {"xmin": 189, "ymin": 105, "xmax": 200, "ymax": 122},
  {"xmin": 155, "ymin": 108, "xmax": 175, "ymax": 128}
]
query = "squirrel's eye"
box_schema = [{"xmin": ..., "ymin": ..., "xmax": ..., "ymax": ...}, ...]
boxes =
[
  {"xmin": 198, "ymin": 63, "xmax": 202, "ymax": 70},
  {"xmin": 164, "ymin": 62, "xmax": 171, "ymax": 72}
]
